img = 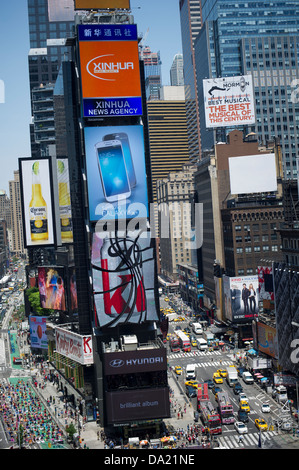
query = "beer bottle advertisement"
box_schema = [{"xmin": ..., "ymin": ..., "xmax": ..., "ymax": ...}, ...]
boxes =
[{"xmin": 19, "ymin": 158, "xmax": 55, "ymax": 247}]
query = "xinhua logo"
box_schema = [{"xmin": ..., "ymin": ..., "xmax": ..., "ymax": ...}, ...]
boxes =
[{"xmin": 87, "ymin": 55, "xmax": 134, "ymax": 81}]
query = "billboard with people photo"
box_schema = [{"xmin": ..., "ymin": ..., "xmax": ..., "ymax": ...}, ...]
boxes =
[
  {"xmin": 223, "ymin": 275, "xmax": 259, "ymax": 323},
  {"xmin": 38, "ymin": 266, "xmax": 66, "ymax": 311}
]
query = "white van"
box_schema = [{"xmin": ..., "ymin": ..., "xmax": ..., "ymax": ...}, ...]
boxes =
[
  {"xmin": 186, "ymin": 364, "xmax": 196, "ymax": 380},
  {"xmin": 192, "ymin": 322, "xmax": 203, "ymax": 335},
  {"xmin": 242, "ymin": 371, "xmax": 254, "ymax": 384},
  {"xmin": 197, "ymin": 338, "xmax": 208, "ymax": 351}
]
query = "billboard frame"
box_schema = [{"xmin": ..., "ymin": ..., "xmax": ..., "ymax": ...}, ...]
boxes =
[{"xmin": 19, "ymin": 157, "xmax": 58, "ymax": 249}]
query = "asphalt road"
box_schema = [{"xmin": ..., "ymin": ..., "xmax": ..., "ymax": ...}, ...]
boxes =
[{"xmin": 160, "ymin": 293, "xmax": 291, "ymax": 448}]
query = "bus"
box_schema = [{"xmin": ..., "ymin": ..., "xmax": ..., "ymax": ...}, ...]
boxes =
[
  {"xmin": 175, "ymin": 330, "xmax": 191, "ymax": 352},
  {"xmin": 217, "ymin": 391, "xmax": 235, "ymax": 424},
  {"xmin": 170, "ymin": 336, "xmax": 180, "ymax": 352},
  {"xmin": 197, "ymin": 383, "xmax": 222, "ymax": 434}
]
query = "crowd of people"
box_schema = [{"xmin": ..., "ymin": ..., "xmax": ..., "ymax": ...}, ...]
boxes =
[{"xmin": 0, "ymin": 379, "xmax": 64, "ymax": 447}]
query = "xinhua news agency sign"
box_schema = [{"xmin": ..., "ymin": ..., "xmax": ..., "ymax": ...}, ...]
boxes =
[{"xmin": 78, "ymin": 24, "xmax": 142, "ymax": 118}]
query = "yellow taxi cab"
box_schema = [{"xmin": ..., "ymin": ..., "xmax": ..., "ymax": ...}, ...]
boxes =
[
  {"xmin": 240, "ymin": 400, "xmax": 250, "ymax": 413},
  {"xmin": 191, "ymin": 337, "xmax": 197, "ymax": 347},
  {"xmin": 185, "ymin": 380, "xmax": 199, "ymax": 389},
  {"xmin": 217, "ymin": 369, "xmax": 227, "ymax": 378},
  {"xmin": 174, "ymin": 366, "xmax": 182, "ymax": 375},
  {"xmin": 164, "ymin": 297, "xmax": 169, "ymax": 302},
  {"xmin": 213, "ymin": 372, "xmax": 223, "ymax": 384},
  {"xmin": 255, "ymin": 419, "xmax": 268, "ymax": 431},
  {"xmin": 166, "ymin": 334, "xmax": 171, "ymax": 341}
]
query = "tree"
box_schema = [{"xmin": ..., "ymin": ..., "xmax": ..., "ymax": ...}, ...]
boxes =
[
  {"xmin": 25, "ymin": 287, "xmax": 53, "ymax": 316},
  {"xmin": 66, "ymin": 423, "xmax": 77, "ymax": 441}
]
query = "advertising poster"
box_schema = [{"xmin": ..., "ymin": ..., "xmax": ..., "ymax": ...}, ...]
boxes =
[
  {"xmin": 38, "ymin": 266, "xmax": 67, "ymax": 311},
  {"xmin": 56, "ymin": 159, "xmax": 73, "ymax": 244},
  {"xmin": 229, "ymin": 154, "xmax": 277, "ymax": 195},
  {"xmin": 78, "ymin": 24, "xmax": 142, "ymax": 117},
  {"xmin": 55, "ymin": 327, "xmax": 94, "ymax": 365},
  {"xmin": 223, "ymin": 275, "xmax": 259, "ymax": 322},
  {"xmin": 91, "ymin": 231, "xmax": 158, "ymax": 328},
  {"xmin": 84, "ymin": 125, "xmax": 149, "ymax": 222},
  {"xmin": 257, "ymin": 266, "xmax": 274, "ymax": 301},
  {"xmin": 29, "ymin": 316, "xmax": 48, "ymax": 350},
  {"xmin": 19, "ymin": 158, "xmax": 55, "ymax": 248},
  {"xmin": 256, "ymin": 322, "xmax": 278, "ymax": 359},
  {"xmin": 203, "ymin": 75, "xmax": 255, "ymax": 128},
  {"xmin": 69, "ymin": 267, "xmax": 78, "ymax": 312}
]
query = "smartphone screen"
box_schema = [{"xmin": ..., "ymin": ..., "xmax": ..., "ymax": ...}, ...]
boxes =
[
  {"xmin": 97, "ymin": 142, "xmax": 130, "ymax": 199},
  {"xmin": 103, "ymin": 133, "xmax": 136, "ymax": 187}
]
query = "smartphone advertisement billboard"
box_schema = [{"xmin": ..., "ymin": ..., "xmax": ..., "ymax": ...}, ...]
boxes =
[
  {"xmin": 78, "ymin": 24, "xmax": 142, "ymax": 118},
  {"xmin": 203, "ymin": 75, "xmax": 255, "ymax": 128},
  {"xmin": 84, "ymin": 125, "xmax": 149, "ymax": 222},
  {"xmin": 91, "ymin": 231, "xmax": 158, "ymax": 328},
  {"xmin": 38, "ymin": 266, "xmax": 67, "ymax": 311},
  {"xmin": 29, "ymin": 316, "xmax": 48, "ymax": 350},
  {"xmin": 223, "ymin": 275, "xmax": 259, "ymax": 323},
  {"xmin": 19, "ymin": 158, "xmax": 55, "ymax": 248}
]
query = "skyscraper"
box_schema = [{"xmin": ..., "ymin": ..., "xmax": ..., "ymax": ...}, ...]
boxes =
[
  {"xmin": 9, "ymin": 171, "xmax": 25, "ymax": 257},
  {"xmin": 170, "ymin": 53, "xmax": 184, "ymax": 86},
  {"xmin": 179, "ymin": 0, "xmax": 202, "ymax": 162},
  {"xmin": 27, "ymin": 0, "xmax": 76, "ymax": 156},
  {"xmin": 195, "ymin": 0, "xmax": 299, "ymax": 178},
  {"xmin": 140, "ymin": 46, "xmax": 162, "ymax": 100}
]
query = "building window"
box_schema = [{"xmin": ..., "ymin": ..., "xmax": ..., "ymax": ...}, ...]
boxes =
[
  {"xmin": 238, "ymin": 269, "xmax": 244, "ymax": 275},
  {"xmin": 263, "ymin": 245, "xmax": 270, "ymax": 251}
]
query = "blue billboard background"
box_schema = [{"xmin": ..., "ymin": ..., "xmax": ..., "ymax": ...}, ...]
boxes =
[{"xmin": 84, "ymin": 125, "xmax": 149, "ymax": 222}]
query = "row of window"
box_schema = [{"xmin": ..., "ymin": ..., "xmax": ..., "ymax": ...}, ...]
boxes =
[{"xmin": 236, "ymin": 245, "xmax": 279, "ymax": 253}]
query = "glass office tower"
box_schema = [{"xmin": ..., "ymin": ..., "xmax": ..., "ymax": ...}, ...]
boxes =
[
  {"xmin": 27, "ymin": 0, "xmax": 76, "ymax": 156},
  {"xmin": 195, "ymin": 0, "xmax": 299, "ymax": 178},
  {"xmin": 179, "ymin": 0, "xmax": 202, "ymax": 162}
]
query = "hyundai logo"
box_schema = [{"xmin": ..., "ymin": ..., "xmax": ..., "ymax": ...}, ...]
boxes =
[{"xmin": 109, "ymin": 359, "xmax": 125, "ymax": 368}]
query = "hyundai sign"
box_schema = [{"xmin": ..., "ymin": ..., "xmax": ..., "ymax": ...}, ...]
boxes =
[{"xmin": 104, "ymin": 348, "xmax": 167, "ymax": 375}]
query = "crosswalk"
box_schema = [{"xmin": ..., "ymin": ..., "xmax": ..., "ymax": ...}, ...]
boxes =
[
  {"xmin": 217, "ymin": 430, "xmax": 278, "ymax": 449},
  {"xmin": 169, "ymin": 350, "xmax": 224, "ymax": 360}
]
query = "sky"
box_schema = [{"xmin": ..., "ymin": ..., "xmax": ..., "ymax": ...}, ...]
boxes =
[{"xmin": 0, "ymin": 0, "xmax": 183, "ymax": 194}]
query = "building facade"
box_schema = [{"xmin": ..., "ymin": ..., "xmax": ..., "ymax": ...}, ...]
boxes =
[
  {"xmin": 179, "ymin": 0, "xmax": 202, "ymax": 162},
  {"xmin": 157, "ymin": 164, "xmax": 197, "ymax": 280},
  {"xmin": 195, "ymin": 0, "xmax": 299, "ymax": 179},
  {"xmin": 9, "ymin": 171, "xmax": 25, "ymax": 257}
]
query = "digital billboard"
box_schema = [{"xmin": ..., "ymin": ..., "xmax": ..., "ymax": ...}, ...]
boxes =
[
  {"xmin": 84, "ymin": 125, "xmax": 149, "ymax": 222},
  {"xmin": 106, "ymin": 388, "xmax": 170, "ymax": 424},
  {"xmin": 78, "ymin": 24, "xmax": 142, "ymax": 118},
  {"xmin": 74, "ymin": 0, "xmax": 130, "ymax": 9},
  {"xmin": 57, "ymin": 158, "xmax": 73, "ymax": 244},
  {"xmin": 69, "ymin": 267, "xmax": 78, "ymax": 312},
  {"xmin": 19, "ymin": 158, "xmax": 55, "ymax": 248},
  {"xmin": 203, "ymin": 75, "xmax": 255, "ymax": 128},
  {"xmin": 38, "ymin": 266, "xmax": 67, "ymax": 311},
  {"xmin": 91, "ymin": 231, "xmax": 158, "ymax": 328},
  {"xmin": 257, "ymin": 266, "xmax": 274, "ymax": 301},
  {"xmin": 29, "ymin": 316, "xmax": 48, "ymax": 350},
  {"xmin": 223, "ymin": 275, "xmax": 259, "ymax": 323},
  {"xmin": 229, "ymin": 154, "xmax": 277, "ymax": 195}
]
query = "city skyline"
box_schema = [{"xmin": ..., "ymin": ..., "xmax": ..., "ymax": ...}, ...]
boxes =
[{"xmin": 0, "ymin": 0, "xmax": 183, "ymax": 194}]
